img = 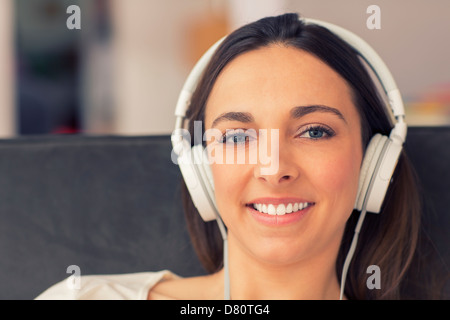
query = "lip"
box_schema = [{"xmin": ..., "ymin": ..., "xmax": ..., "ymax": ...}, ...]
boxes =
[{"xmin": 246, "ymin": 199, "xmax": 315, "ymax": 227}]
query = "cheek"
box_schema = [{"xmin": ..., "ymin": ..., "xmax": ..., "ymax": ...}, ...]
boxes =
[
  {"xmin": 210, "ymin": 163, "xmax": 247, "ymax": 211},
  {"xmin": 306, "ymin": 144, "xmax": 362, "ymax": 209}
]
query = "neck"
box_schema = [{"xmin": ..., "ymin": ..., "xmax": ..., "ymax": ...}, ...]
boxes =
[{"xmin": 218, "ymin": 234, "xmax": 342, "ymax": 300}]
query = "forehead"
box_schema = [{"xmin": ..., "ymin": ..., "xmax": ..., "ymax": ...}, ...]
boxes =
[{"xmin": 204, "ymin": 45, "xmax": 356, "ymax": 127}]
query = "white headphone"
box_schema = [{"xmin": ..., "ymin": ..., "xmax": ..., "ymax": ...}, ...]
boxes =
[{"xmin": 171, "ymin": 16, "xmax": 407, "ymax": 299}]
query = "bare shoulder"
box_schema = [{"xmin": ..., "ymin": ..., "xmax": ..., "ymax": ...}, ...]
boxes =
[{"xmin": 148, "ymin": 271, "xmax": 223, "ymax": 300}]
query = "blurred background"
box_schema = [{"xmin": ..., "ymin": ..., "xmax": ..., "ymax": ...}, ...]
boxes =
[{"xmin": 0, "ymin": 0, "xmax": 449, "ymax": 138}]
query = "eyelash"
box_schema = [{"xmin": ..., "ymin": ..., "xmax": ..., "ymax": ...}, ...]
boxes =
[
  {"xmin": 297, "ymin": 124, "xmax": 335, "ymax": 140},
  {"xmin": 220, "ymin": 129, "xmax": 255, "ymax": 145},
  {"xmin": 219, "ymin": 125, "xmax": 335, "ymax": 145}
]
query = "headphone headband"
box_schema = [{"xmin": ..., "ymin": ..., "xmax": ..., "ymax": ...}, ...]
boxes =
[{"xmin": 173, "ymin": 17, "xmax": 407, "ymax": 148}]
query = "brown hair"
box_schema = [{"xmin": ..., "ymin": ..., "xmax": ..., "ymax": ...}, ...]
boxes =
[{"xmin": 180, "ymin": 13, "xmax": 447, "ymax": 299}]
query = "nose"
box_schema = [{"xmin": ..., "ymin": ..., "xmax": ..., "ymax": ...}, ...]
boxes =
[{"xmin": 255, "ymin": 160, "xmax": 300, "ymax": 186}]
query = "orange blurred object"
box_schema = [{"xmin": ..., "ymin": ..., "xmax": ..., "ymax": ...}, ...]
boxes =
[{"xmin": 184, "ymin": 9, "xmax": 229, "ymax": 67}]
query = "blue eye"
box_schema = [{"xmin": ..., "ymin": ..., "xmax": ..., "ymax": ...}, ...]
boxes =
[
  {"xmin": 221, "ymin": 129, "xmax": 255, "ymax": 145},
  {"xmin": 299, "ymin": 125, "xmax": 335, "ymax": 140}
]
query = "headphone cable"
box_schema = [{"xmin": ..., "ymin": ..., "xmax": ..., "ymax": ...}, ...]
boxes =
[{"xmin": 339, "ymin": 207, "xmax": 368, "ymax": 300}]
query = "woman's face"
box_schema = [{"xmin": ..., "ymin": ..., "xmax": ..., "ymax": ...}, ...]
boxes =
[{"xmin": 204, "ymin": 45, "xmax": 364, "ymax": 266}]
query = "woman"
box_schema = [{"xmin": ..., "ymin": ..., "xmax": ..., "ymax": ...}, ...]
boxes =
[
  {"xmin": 36, "ymin": 13, "xmax": 446, "ymax": 300},
  {"xmin": 161, "ymin": 12, "xmax": 445, "ymax": 300}
]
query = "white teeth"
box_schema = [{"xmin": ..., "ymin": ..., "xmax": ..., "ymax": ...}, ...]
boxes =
[
  {"xmin": 286, "ymin": 203, "xmax": 292, "ymax": 213},
  {"xmin": 276, "ymin": 204, "xmax": 286, "ymax": 215},
  {"xmin": 252, "ymin": 202, "xmax": 312, "ymax": 215},
  {"xmin": 262, "ymin": 204, "xmax": 267, "ymax": 214}
]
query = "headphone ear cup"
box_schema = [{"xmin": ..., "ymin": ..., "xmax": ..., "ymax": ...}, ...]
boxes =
[
  {"xmin": 354, "ymin": 134, "xmax": 387, "ymax": 211},
  {"xmin": 355, "ymin": 133, "xmax": 403, "ymax": 213},
  {"xmin": 202, "ymin": 147, "xmax": 215, "ymax": 192},
  {"xmin": 192, "ymin": 145, "xmax": 215, "ymax": 199},
  {"xmin": 176, "ymin": 143, "xmax": 217, "ymax": 222},
  {"xmin": 190, "ymin": 144, "xmax": 218, "ymax": 221}
]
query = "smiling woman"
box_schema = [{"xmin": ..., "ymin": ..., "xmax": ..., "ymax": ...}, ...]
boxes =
[
  {"xmin": 35, "ymin": 12, "xmax": 447, "ymax": 301},
  {"xmin": 174, "ymin": 13, "xmax": 446, "ymax": 300}
]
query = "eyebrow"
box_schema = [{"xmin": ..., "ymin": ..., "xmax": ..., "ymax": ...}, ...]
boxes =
[
  {"xmin": 211, "ymin": 105, "xmax": 346, "ymax": 127},
  {"xmin": 211, "ymin": 111, "xmax": 254, "ymax": 128},
  {"xmin": 290, "ymin": 105, "xmax": 347, "ymax": 123}
]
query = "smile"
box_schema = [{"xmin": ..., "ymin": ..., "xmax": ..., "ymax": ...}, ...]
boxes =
[{"xmin": 251, "ymin": 202, "xmax": 314, "ymax": 215}]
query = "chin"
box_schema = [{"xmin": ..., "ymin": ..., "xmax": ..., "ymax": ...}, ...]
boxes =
[{"xmin": 248, "ymin": 238, "xmax": 309, "ymax": 266}]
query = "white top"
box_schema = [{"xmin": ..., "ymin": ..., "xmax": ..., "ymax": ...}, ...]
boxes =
[{"xmin": 35, "ymin": 270, "xmax": 178, "ymax": 300}]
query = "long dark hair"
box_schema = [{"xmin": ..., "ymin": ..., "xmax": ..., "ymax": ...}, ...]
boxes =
[{"xmin": 180, "ymin": 13, "xmax": 446, "ymax": 299}]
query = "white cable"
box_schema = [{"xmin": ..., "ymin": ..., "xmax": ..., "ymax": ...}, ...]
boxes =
[
  {"xmin": 213, "ymin": 216, "xmax": 229, "ymax": 299},
  {"xmin": 223, "ymin": 238, "xmax": 230, "ymax": 300},
  {"xmin": 339, "ymin": 207, "xmax": 368, "ymax": 300}
]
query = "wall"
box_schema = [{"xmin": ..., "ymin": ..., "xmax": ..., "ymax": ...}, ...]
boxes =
[
  {"xmin": 107, "ymin": 0, "xmax": 217, "ymax": 135},
  {"xmin": 0, "ymin": 0, "xmax": 15, "ymax": 137},
  {"xmin": 106, "ymin": 0, "xmax": 450, "ymax": 135},
  {"xmin": 4, "ymin": 1, "xmax": 450, "ymax": 136}
]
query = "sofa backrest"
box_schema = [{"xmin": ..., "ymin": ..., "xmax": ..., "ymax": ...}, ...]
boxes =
[{"xmin": 0, "ymin": 127, "xmax": 448, "ymax": 299}]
